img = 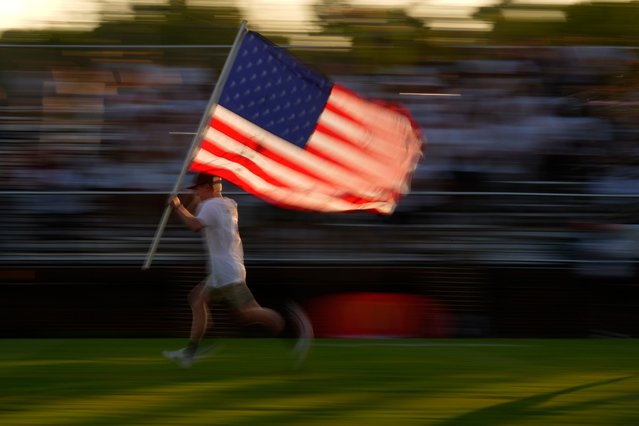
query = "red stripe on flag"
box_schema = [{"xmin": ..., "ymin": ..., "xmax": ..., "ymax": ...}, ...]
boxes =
[
  {"xmin": 190, "ymin": 162, "xmax": 386, "ymax": 213},
  {"xmin": 198, "ymin": 138, "xmax": 290, "ymax": 189},
  {"xmin": 303, "ymin": 138, "xmax": 396, "ymax": 202},
  {"xmin": 324, "ymin": 98, "xmax": 365, "ymax": 129},
  {"xmin": 208, "ymin": 117, "xmax": 335, "ymax": 187},
  {"xmin": 302, "ymin": 138, "xmax": 361, "ymax": 177},
  {"xmin": 330, "ymin": 84, "xmax": 422, "ymax": 145},
  {"xmin": 313, "ymin": 121, "xmax": 394, "ymax": 179}
]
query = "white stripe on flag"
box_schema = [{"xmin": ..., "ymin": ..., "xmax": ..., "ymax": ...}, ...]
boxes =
[
  {"xmin": 317, "ymin": 90, "xmax": 422, "ymax": 193},
  {"xmin": 317, "ymin": 107, "xmax": 400, "ymax": 163},
  {"xmin": 309, "ymin": 113, "xmax": 421, "ymax": 193},
  {"xmin": 327, "ymin": 89, "xmax": 423, "ymax": 191},
  {"xmin": 319, "ymin": 105, "xmax": 421, "ymax": 188},
  {"xmin": 306, "ymin": 131, "xmax": 391, "ymax": 184},
  {"xmin": 330, "ymin": 87, "xmax": 416, "ymax": 149}
]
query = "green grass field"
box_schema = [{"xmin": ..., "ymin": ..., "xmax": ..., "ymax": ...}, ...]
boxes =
[{"xmin": 1, "ymin": 338, "xmax": 638, "ymax": 425}]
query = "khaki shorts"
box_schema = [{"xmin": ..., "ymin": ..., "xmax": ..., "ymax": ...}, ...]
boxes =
[{"xmin": 209, "ymin": 281, "xmax": 256, "ymax": 310}]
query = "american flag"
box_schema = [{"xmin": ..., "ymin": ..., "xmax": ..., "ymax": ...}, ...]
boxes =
[{"xmin": 190, "ymin": 31, "xmax": 423, "ymax": 214}]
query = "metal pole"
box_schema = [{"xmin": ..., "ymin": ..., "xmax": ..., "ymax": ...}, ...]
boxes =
[{"xmin": 142, "ymin": 20, "xmax": 248, "ymax": 270}]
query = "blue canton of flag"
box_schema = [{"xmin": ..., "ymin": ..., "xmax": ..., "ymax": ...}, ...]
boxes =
[{"xmin": 219, "ymin": 32, "xmax": 333, "ymax": 149}]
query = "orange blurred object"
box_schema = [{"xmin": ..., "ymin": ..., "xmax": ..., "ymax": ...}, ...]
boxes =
[{"xmin": 306, "ymin": 292, "xmax": 452, "ymax": 338}]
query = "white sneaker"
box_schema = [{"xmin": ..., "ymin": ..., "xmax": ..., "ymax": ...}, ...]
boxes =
[
  {"xmin": 162, "ymin": 344, "xmax": 223, "ymax": 368},
  {"xmin": 286, "ymin": 302, "xmax": 314, "ymax": 368},
  {"xmin": 162, "ymin": 347, "xmax": 195, "ymax": 368}
]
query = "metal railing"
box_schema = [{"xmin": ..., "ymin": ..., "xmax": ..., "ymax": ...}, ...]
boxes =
[{"xmin": 1, "ymin": 190, "xmax": 637, "ymax": 267}]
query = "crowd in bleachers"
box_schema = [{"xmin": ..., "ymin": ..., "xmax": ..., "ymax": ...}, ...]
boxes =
[{"xmin": 1, "ymin": 45, "xmax": 638, "ymax": 268}]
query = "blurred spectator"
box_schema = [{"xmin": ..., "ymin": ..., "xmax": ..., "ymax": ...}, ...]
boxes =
[{"xmin": 0, "ymin": 43, "xmax": 638, "ymax": 268}]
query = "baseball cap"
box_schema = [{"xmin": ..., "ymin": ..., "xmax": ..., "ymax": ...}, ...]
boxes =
[{"xmin": 186, "ymin": 172, "xmax": 222, "ymax": 189}]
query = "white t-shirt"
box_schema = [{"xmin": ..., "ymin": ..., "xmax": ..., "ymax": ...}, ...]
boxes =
[{"xmin": 196, "ymin": 197, "xmax": 246, "ymax": 288}]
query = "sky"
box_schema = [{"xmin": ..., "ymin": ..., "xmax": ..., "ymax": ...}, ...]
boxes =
[{"xmin": 0, "ymin": 0, "xmax": 588, "ymax": 35}]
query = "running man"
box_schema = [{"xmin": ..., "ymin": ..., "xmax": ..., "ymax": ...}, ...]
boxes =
[{"xmin": 162, "ymin": 172, "xmax": 312, "ymax": 367}]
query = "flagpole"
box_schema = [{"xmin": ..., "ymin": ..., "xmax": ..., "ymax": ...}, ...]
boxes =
[{"xmin": 142, "ymin": 20, "xmax": 248, "ymax": 270}]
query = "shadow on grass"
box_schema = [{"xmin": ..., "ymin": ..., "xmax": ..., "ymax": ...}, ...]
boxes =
[{"xmin": 439, "ymin": 375, "xmax": 638, "ymax": 426}]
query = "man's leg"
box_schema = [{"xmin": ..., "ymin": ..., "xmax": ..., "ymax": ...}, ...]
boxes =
[
  {"xmin": 237, "ymin": 300, "xmax": 313, "ymax": 368},
  {"xmin": 163, "ymin": 280, "xmax": 211, "ymax": 368},
  {"xmin": 187, "ymin": 280, "xmax": 211, "ymax": 349},
  {"xmin": 224, "ymin": 282, "xmax": 285, "ymax": 334},
  {"xmin": 235, "ymin": 300, "xmax": 285, "ymax": 334},
  {"xmin": 285, "ymin": 302, "xmax": 314, "ymax": 368}
]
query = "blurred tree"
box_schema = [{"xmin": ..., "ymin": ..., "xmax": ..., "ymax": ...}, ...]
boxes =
[
  {"xmin": 474, "ymin": 0, "xmax": 639, "ymax": 46},
  {"xmin": 94, "ymin": 0, "xmax": 245, "ymax": 65},
  {"xmin": 563, "ymin": 1, "xmax": 639, "ymax": 45},
  {"xmin": 0, "ymin": 0, "xmax": 243, "ymax": 46},
  {"xmin": 93, "ymin": 0, "xmax": 241, "ymax": 46},
  {"xmin": 0, "ymin": 1, "xmax": 247, "ymax": 68},
  {"xmin": 310, "ymin": 0, "xmax": 432, "ymax": 71},
  {"xmin": 473, "ymin": 1, "xmax": 564, "ymax": 45}
]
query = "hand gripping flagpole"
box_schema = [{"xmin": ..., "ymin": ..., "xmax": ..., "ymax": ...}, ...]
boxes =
[{"xmin": 142, "ymin": 20, "xmax": 248, "ymax": 270}]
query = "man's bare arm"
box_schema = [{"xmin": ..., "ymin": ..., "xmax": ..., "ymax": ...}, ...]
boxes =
[{"xmin": 169, "ymin": 195, "xmax": 204, "ymax": 232}]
